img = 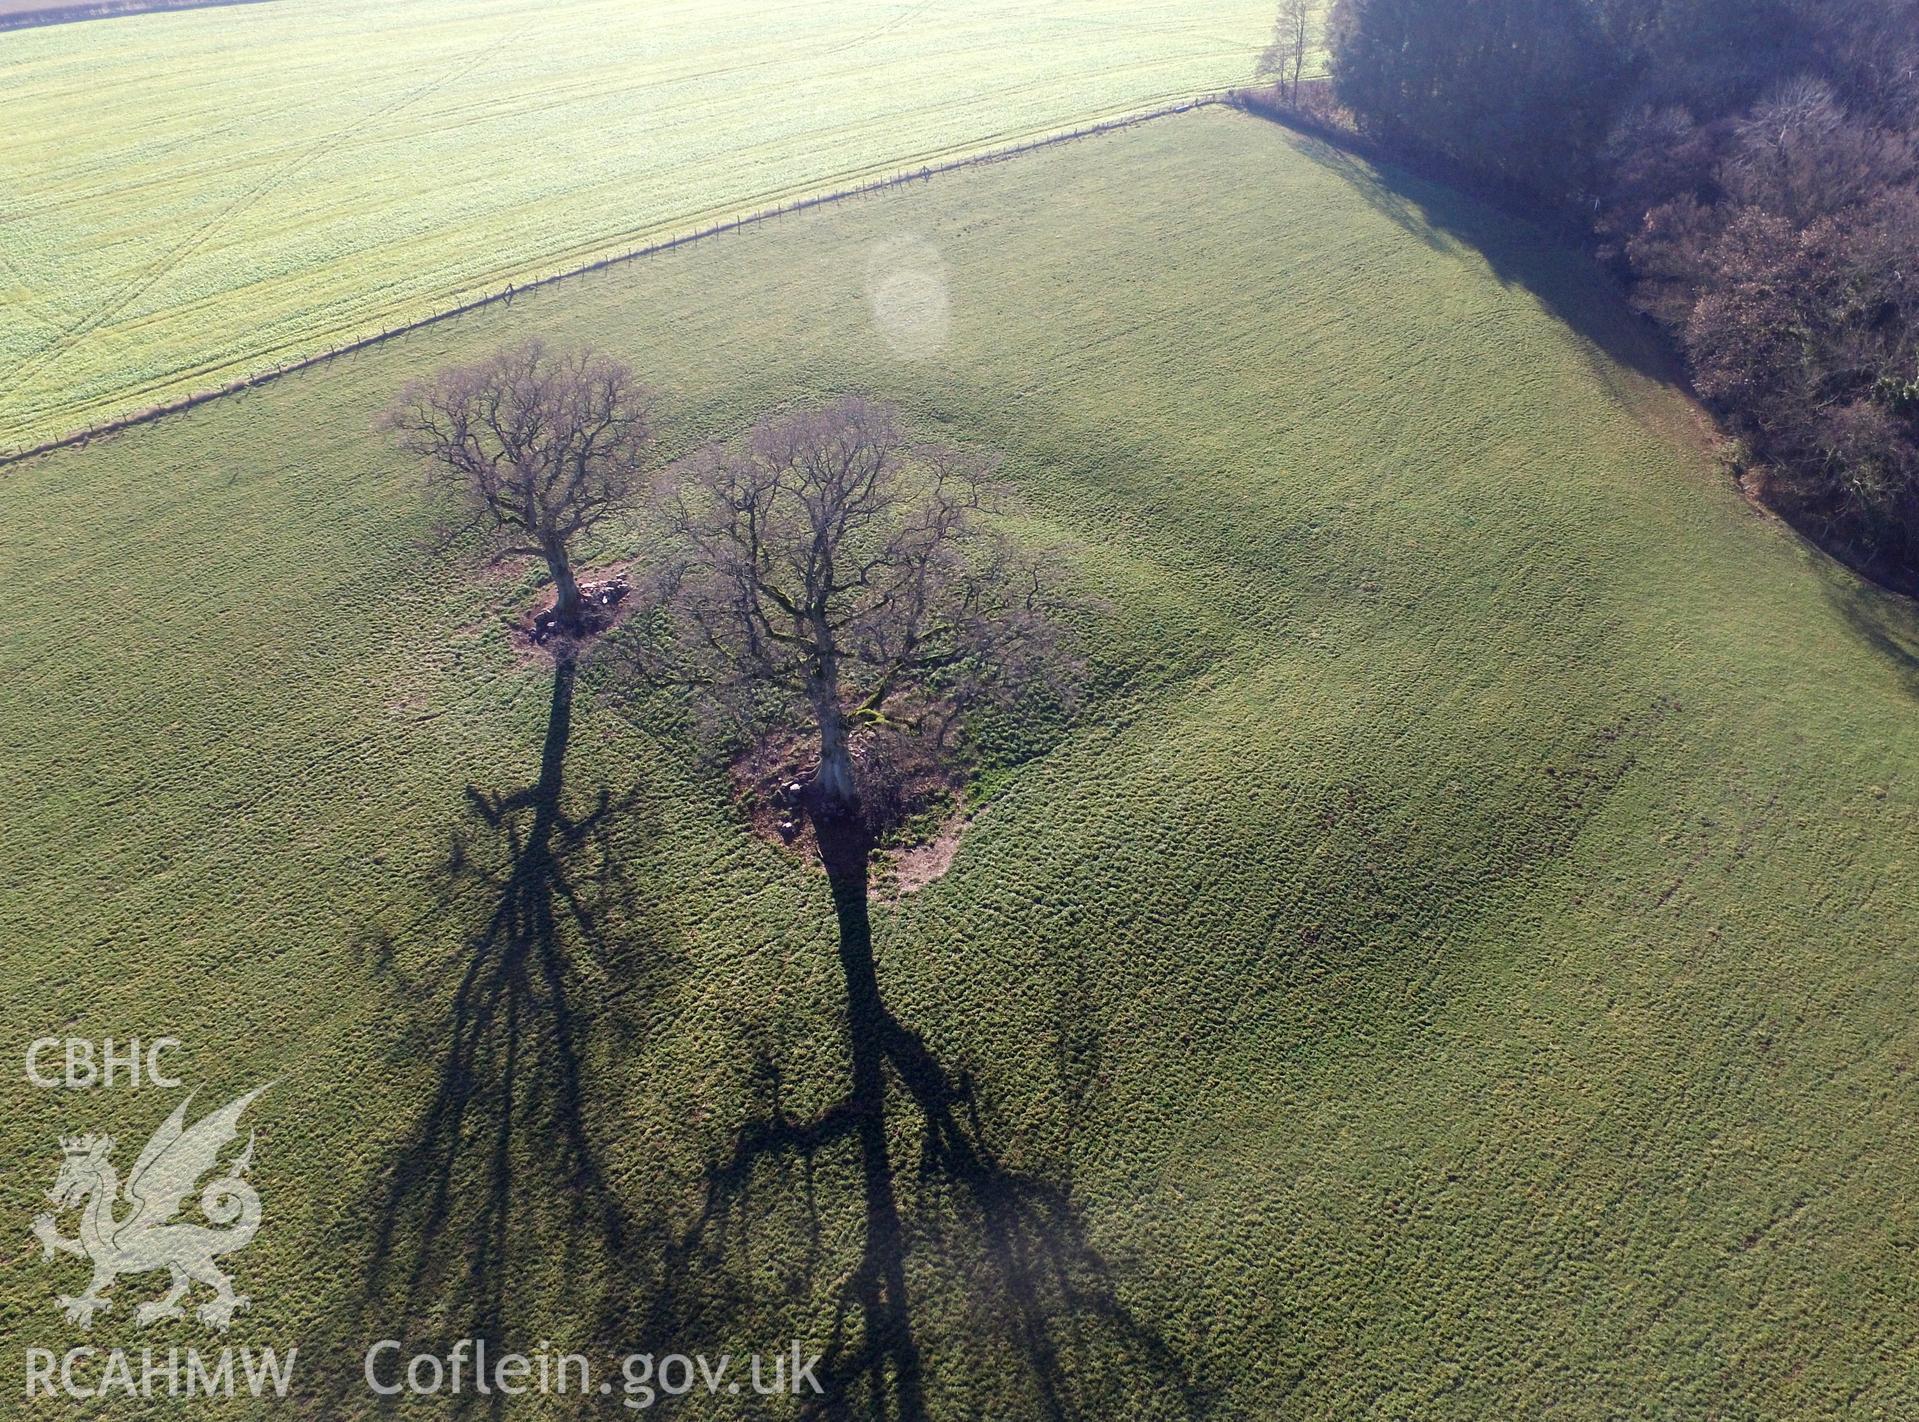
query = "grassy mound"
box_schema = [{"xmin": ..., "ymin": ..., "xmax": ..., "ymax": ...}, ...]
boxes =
[{"xmin": 2, "ymin": 110, "xmax": 1914, "ymax": 1417}]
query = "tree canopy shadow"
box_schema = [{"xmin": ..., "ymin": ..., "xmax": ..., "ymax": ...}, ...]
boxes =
[
  {"xmin": 333, "ymin": 656, "xmax": 680, "ymax": 1414},
  {"xmin": 314, "ymin": 659, "xmax": 1201, "ymax": 1417},
  {"xmin": 1822, "ymin": 567, "xmax": 1919, "ymax": 701},
  {"xmin": 1242, "ymin": 107, "xmax": 1683, "ymax": 398},
  {"xmin": 628, "ymin": 815, "xmax": 1210, "ymax": 1422}
]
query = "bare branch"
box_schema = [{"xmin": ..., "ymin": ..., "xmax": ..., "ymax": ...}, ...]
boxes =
[
  {"xmin": 605, "ymin": 397, "xmax": 1082, "ymax": 821},
  {"xmin": 384, "ymin": 338, "xmax": 656, "ymax": 630}
]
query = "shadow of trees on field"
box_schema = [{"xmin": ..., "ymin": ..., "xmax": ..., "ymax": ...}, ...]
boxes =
[
  {"xmin": 1244, "ymin": 109, "xmax": 1682, "ymax": 396},
  {"xmin": 325, "ymin": 662, "xmax": 1201, "ymax": 1418},
  {"xmin": 1824, "ymin": 571, "xmax": 1919, "ymax": 702},
  {"xmin": 620, "ymin": 816, "xmax": 1209, "ymax": 1422},
  {"xmin": 337, "ymin": 656, "xmax": 678, "ymax": 1415}
]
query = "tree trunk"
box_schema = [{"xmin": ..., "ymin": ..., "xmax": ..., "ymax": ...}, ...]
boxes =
[
  {"xmin": 546, "ymin": 545, "xmax": 582, "ymax": 628},
  {"xmin": 808, "ymin": 636, "xmax": 858, "ymax": 817},
  {"xmin": 814, "ymin": 705, "xmax": 857, "ymax": 816}
]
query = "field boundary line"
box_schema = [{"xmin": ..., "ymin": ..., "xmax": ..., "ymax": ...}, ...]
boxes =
[
  {"xmin": 0, "ymin": 0, "xmax": 272, "ymax": 31},
  {"xmin": 0, "ymin": 96, "xmax": 1223, "ymax": 470}
]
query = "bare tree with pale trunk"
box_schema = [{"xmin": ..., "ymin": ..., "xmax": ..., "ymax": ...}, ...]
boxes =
[
  {"xmin": 385, "ymin": 339, "xmax": 655, "ymax": 632},
  {"xmin": 1258, "ymin": 0, "xmax": 1313, "ymax": 104},
  {"xmin": 623, "ymin": 396, "xmax": 1075, "ymax": 822}
]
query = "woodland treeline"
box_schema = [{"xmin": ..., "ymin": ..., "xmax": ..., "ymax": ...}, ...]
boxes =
[{"xmin": 1325, "ymin": 0, "xmax": 1919, "ymax": 587}]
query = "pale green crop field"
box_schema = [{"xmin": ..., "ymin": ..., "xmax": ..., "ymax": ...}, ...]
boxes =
[
  {"xmin": 2, "ymin": 108, "xmax": 1916, "ymax": 1417},
  {"xmin": 0, "ymin": 0, "xmax": 1271, "ymax": 449}
]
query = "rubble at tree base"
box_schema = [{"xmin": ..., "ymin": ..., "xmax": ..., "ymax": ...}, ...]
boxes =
[
  {"xmin": 732, "ymin": 726, "xmax": 967, "ymax": 858},
  {"xmin": 527, "ymin": 575, "xmax": 631, "ymax": 644}
]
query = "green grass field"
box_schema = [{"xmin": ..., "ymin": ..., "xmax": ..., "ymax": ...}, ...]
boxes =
[
  {"xmin": 0, "ymin": 0, "xmax": 1270, "ymax": 450},
  {"xmin": 3, "ymin": 108, "xmax": 1916, "ymax": 1417}
]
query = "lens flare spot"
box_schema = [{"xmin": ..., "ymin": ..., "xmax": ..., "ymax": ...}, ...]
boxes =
[{"xmin": 865, "ymin": 239, "xmax": 950, "ymax": 360}]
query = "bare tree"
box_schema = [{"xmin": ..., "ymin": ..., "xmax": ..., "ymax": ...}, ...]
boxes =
[
  {"xmin": 1257, "ymin": 0, "xmax": 1312, "ymax": 103},
  {"xmin": 624, "ymin": 396, "xmax": 1075, "ymax": 821},
  {"xmin": 1721, "ymin": 75, "xmax": 1914, "ymax": 226},
  {"xmin": 385, "ymin": 339, "xmax": 655, "ymax": 631}
]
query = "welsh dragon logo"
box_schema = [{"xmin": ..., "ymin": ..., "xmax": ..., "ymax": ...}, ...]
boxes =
[{"xmin": 31, "ymin": 1086, "xmax": 267, "ymax": 1331}]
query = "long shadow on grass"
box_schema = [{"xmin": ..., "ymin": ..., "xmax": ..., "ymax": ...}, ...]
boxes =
[
  {"xmin": 343, "ymin": 657, "xmax": 676, "ymax": 1415},
  {"xmin": 627, "ymin": 816, "xmax": 1207, "ymax": 1422},
  {"xmin": 1243, "ymin": 110, "xmax": 1681, "ymax": 396},
  {"xmin": 1824, "ymin": 571, "xmax": 1919, "ymax": 701}
]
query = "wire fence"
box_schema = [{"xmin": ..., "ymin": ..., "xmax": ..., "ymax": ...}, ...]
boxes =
[{"xmin": 0, "ymin": 95, "xmax": 1222, "ymax": 470}]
